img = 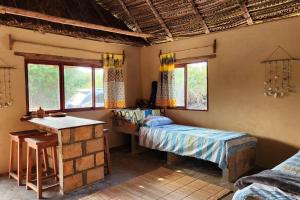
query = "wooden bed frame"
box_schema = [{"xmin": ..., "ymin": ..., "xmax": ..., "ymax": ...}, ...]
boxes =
[
  {"xmin": 112, "ymin": 116, "xmax": 256, "ymax": 182},
  {"xmin": 112, "ymin": 118, "xmax": 141, "ymax": 154},
  {"xmin": 167, "ymin": 147, "xmax": 256, "ymax": 182}
]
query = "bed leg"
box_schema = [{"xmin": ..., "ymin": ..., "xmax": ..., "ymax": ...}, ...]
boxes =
[
  {"xmin": 167, "ymin": 153, "xmax": 186, "ymax": 165},
  {"xmin": 223, "ymin": 147, "xmax": 256, "ymax": 182},
  {"xmin": 131, "ymin": 135, "xmax": 138, "ymax": 155}
]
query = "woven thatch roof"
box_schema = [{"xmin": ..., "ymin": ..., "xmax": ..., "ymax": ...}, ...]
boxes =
[
  {"xmin": 97, "ymin": 0, "xmax": 300, "ymax": 44},
  {"xmin": 0, "ymin": 0, "xmax": 148, "ymax": 46},
  {"xmin": 0, "ymin": 0, "xmax": 299, "ymax": 46}
]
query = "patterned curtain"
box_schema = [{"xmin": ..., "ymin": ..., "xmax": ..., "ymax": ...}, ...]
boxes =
[
  {"xmin": 103, "ymin": 53, "xmax": 126, "ymax": 109},
  {"xmin": 156, "ymin": 53, "xmax": 176, "ymax": 107}
]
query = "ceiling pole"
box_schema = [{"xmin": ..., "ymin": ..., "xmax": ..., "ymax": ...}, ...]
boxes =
[
  {"xmin": 238, "ymin": 0, "xmax": 254, "ymax": 25},
  {"xmin": 117, "ymin": 0, "xmax": 142, "ymax": 33},
  {"xmin": 117, "ymin": 0, "xmax": 151, "ymax": 44},
  {"xmin": 144, "ymin": 0, "xmax": 173, "ymax": 41},
  {"xmin": 190, "ymin": 0, "xmax": 210, "ymax": 34},
  {"xmin": 0, "ymin": 5, "xmax": 153, "ymax": 38}
]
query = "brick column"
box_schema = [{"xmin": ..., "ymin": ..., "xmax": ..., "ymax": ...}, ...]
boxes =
[{"xmin": 57, "ymin": 125, "xmax": 104, "ymax": 193}]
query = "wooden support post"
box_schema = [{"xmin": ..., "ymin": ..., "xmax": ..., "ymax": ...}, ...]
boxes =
[
  {"xmin": 190, "ymin": 0, "xmax": 210, "ymax": 34},
  {"xmin": 8, "ymin": 34, "xmax": 14, "ymax": 50},
  {"xmin": 238, "ymin": 0, "xmax": 253, "ymax": 25},
  {"xmin": 117, "ymin": 0, "xmax": 142, "ymax": 33},
  {"xmin": 0, "ymin": 5, "xmax": 153, "ymax": 38},
  {"xmin": 213, "ymin": 39, "xmax": 217, "ymax": 54},
  {"xmin": 144, "ymin": 0, "xmax": 173, "ymax": 41}
]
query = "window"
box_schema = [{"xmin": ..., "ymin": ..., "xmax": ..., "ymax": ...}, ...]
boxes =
[
  {"xmin": 25, "ymin": 61, "xmax": 104, "ymax": 113},
  {"xmin": 174, "ymin": 62, "xmax": 208, "ymax": 111},
  {"xmin": 64, "ymin": 66, "xmax": 93, "ymax": 109},
  {"xmin": 27, "ymin": 63, "xmax": 60, "ymax": 112}
]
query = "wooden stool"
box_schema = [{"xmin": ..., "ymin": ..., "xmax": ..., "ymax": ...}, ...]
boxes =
[
  {"xmin": 103, "ymin": 129, "xmax": 111, "ymax": 175},
  {"xmin": 9, "ymin": 130, "xmax": 47, "ymax": 186},
  {"xmin": 25, "ymin": 134, "xmax": 59, "ymax": 199}
]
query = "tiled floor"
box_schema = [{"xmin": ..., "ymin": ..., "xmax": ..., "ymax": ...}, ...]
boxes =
[{"xmin": 0, "ymin": 149, "xmax": 234, "ymax": 200}]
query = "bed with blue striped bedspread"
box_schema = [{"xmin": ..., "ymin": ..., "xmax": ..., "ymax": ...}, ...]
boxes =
[
  {"xmin": 139, "ymin": 124, "xmax": 257, "ymax": 170},
  {"xmin": 233, "ymin": 151, "xmax": 300, "ymax": 200}
]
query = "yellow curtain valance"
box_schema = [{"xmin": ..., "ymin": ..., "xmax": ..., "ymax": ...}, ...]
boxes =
[
  {"xmin": 159, "ymin": 53, "xmax": 175, "ymax": 72},
  {"xmin": 103, "ymin": 53, "xmax": 124, "ymax": 68}
]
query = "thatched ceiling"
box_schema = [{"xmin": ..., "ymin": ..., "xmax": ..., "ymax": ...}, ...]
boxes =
[
  {"xmin": 0, "ymin": 0, "xmax": 148, "ymax": 46},
  {"xmin": 97, "ymin": 0, "xmax": 300, "ymax": 44},
  {"xmin": 0, "ymin": 0, "xmax": 299, "ymax": 46}
]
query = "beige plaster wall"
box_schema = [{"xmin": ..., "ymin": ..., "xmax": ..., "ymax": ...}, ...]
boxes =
[{"xmin": 0, "ymin": 26, "xmax": 141, "ymax": 173}]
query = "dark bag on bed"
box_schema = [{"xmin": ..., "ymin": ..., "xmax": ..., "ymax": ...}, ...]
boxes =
[{"xmin": 235, "ymin": 170, "xmax": 300, "ymax": 196}]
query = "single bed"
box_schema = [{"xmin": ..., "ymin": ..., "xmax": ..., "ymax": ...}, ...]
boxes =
[
  {"xmin": 233, "ymin": 151, "xmax": 300, "ymax": 200},
  {"xmin": 139, "ymin": 124, "xmax": 257, "ymax": 182}
]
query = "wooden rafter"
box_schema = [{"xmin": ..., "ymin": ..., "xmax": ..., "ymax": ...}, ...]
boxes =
[
  {"xmin": 0, "ymin": 5, "xmax": 153, "ymax": 38},
  {"xmin": 117, "ymin": 0, "xmax": 142, "ymax": 33},
  {"xmin": 190, "ymin": 0, "xmax": 210, "ymax": 34},
  {"xmin": 238, "ymin": 0, "xmax": 254, "ymax": 25},
  {"xmin": 144, "ymin": 0, "xmax": 173, "ymax": 41}
]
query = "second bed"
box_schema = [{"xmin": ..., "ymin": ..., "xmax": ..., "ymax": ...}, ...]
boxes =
[{"xmin": 139, "ymin": 123, "xmax": 257, "ymax": 182}]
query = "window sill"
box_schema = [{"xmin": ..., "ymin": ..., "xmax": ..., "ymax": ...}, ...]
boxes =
[
  {"xmin": 27, "ymin": 107, "xmax": 106, "ymax": 115},
  {"xmin": 167, "ymin": 107, "xmax": 208, "ymax": 112}
]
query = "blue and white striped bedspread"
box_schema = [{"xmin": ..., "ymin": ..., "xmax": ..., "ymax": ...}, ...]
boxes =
[
  {"xmin": 139, "ymin": 124, "xmax": 257, "ymax": 169},
  {"xmin": 233, "ymin": 152, "xmax": 300, "ymax": 200}
]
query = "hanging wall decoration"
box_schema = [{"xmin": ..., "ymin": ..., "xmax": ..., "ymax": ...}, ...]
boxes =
[
  {"xmin": 261, "ymin": 46, "xmax": 299, "ymax": 98},
  {"xmin": 0, "ymin": 57, "xmax": 15, "ymax": 108}
]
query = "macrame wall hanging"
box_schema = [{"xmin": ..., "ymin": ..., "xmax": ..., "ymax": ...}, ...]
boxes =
[
  {"xmin": 261, "ymin": 46, "xmax": 299, "ymax": 98},
  {"xmin": 0, "ymin": 57, "xmax": 15, "ymax": 108}
]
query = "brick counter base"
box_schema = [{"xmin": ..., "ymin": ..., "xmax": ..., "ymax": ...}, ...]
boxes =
[{"xmin": 41, "ymin": 124, "xmax": 105, "ymax": 193}]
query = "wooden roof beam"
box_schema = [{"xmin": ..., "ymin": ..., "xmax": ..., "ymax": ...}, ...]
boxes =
[
  {"xmin": 0, "ymin": 5, "xmax": 153, "ymax": 38},
  {"xmin": 117, "ymin": 0, "xmax": 143, "ymax": 33},
  {"xmin": 190, "ymin": 0, "xmax": 210, "ymax": 34},
  {"xmin": 144, "ymin": 0, "xmax": 173, "ymax": 41},
  {"xmin": 238, "ymin": 0, "xmax": 254, "ymax": 25}
]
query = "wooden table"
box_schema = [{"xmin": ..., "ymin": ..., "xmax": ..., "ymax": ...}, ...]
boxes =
[{"xmin": 28, "ymin": 116, "xmax": 106, "ymax": 194}]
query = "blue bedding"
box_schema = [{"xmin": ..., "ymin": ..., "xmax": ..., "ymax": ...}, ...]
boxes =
[
  {"xmin": 139, "ymin": 124, "xmax": 257, "ymax": 169},
  {"xmin": 233, "ymin": 152, "xmax": 300, "ymax": 200}
]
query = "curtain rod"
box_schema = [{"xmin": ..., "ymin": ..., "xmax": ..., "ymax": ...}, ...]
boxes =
[
  {"xmin": 159, "ymin": 39, "xmax": 217, "ymax": 56},
  {"xmin": 9, "ymin": 35, "xmax": 126, "ymax": 63}
]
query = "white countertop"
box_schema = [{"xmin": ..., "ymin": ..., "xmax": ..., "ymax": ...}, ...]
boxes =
[{"xmin": 28, "ymin": 116, "xmax": 106, "ymax": 130}]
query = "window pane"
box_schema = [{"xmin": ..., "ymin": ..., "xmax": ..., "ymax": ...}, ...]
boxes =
[
  {"xmin": 28, "ymin": 64, "xmax": 60, "ymax": 111},
  {"xmin": 64, "ymin": 66, "xmax": 92, "ymax": 109},
  {"xmin": 95, "ymin": 68, "xmax": 104, "ymax": 107},
  {"xmin": 187, "ymin": 62, "xmax": 208, "ymax": 110},
  {"xmin": 174, "ymin": 67, "xmax": 185, "ymax": 107}
]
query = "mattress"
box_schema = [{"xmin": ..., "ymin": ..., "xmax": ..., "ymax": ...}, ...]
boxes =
[
  {"xmin": 233, "ymin": 152, "xmax": 300, "ymax": 200},
  {"xmin": 139, "ymin": 124, "xmax": 257, "ymax": 169}
]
